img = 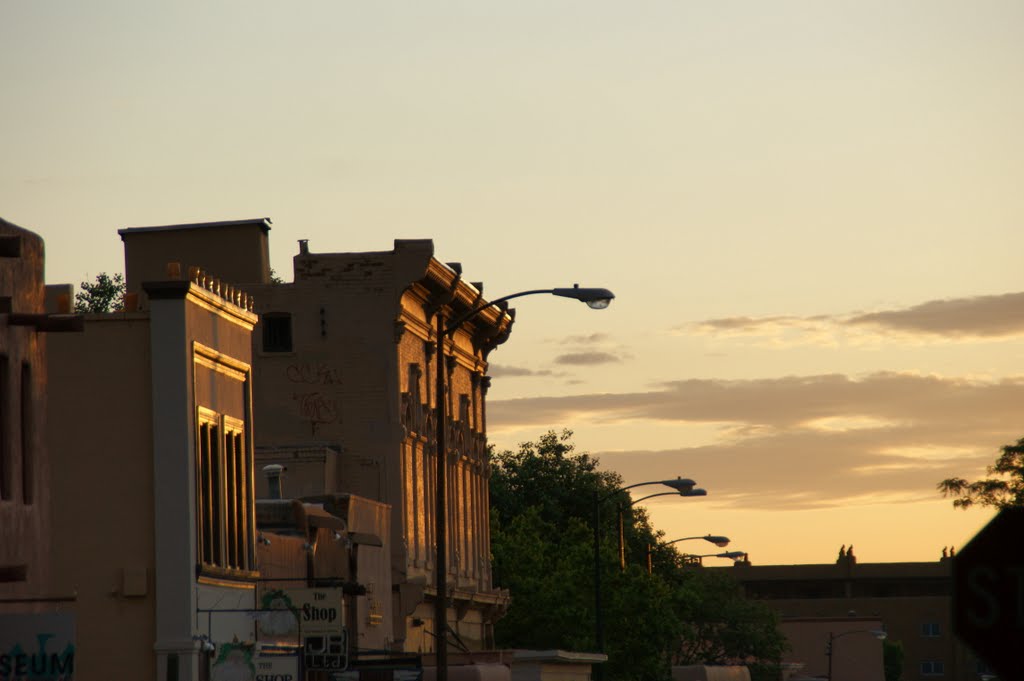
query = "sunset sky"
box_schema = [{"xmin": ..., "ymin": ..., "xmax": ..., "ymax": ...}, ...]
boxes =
[{"xmin": 4, "ymin": 1, "xmax": 1023, "ymax": 565}]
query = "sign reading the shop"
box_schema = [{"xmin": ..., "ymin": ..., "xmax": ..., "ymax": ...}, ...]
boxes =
[
  {"xmin": 254, "ymin": 651, "xmax": 299, "ymax": 681},
  {"xmin": 258, "ymin": 587, "xmax": 344, "ymax": 640}
]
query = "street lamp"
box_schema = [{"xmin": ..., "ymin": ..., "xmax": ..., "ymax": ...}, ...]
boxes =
[
  {"xmin": 618, "ymin": 489, "xmax": 708, "ymax": 570},
  {"xmin": 678, "ymin": 551, "xmax": 746, "ymax": 567},
  {"xmin": 593, "ymin": 478, "xmax": 701, "ymax": 666},
  {"xmin": 434, "ymin": 284, "xmax": 614, "ymax": 681},
  {"xmin": 646, "ymin": 535, "xmax": 730, "ymax": 574},
  {"xmin": 666, "ymin": 535, "xmax": 730, "ymax": 548},
  {"xmin": 826, "ymin": 629, "xmax": 886, "ymax": 681}
]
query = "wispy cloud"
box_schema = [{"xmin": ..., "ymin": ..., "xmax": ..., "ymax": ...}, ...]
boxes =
[
  {"xmin": 682, "ymin": 292, "xmax": 1024, "ymax": 345},
  {"xmin": 558, "ymin": 333, "xmax": 610, "ymax": 345},
  {"xmin": 488, "ymin": 372, "xmax": 1022, "ymax": 510},
  {"xmin": 487, "ymin": 365, "xmax": 557, "ymax": 378},
  {"xmin": 554, "ymin": 351, "xmax": 623, "ymax": 366},
  {"xmin": 848, "ymin": 292, "xmax": 1024, "ymax": 338}
]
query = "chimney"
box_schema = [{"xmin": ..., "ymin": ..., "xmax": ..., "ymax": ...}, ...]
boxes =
[{"xmin": 263, "ymin": 464, "xmax": 285, "ymax": 499}]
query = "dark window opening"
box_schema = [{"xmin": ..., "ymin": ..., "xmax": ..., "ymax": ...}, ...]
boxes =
[
  {"xmin": 0, "ymin": 356, "xmax": 8, "ymax": 500},
  {"xmin": 197, "ymin": 413, "xmax": 254, "ymax": 575},
  {"xmin": 0, "ymin": 564, "xmax": 27, "ymax": 582},
  {"xmin": 262, "ymin": 313, "xmax": 293, "ymax": 353},
  {"xmin": 20, "ymin": 362, "xmax": 32, "ymax": 504},
  {"xmin": 0, "ymin": 236, "xmax": 21, "ymax": 258}
]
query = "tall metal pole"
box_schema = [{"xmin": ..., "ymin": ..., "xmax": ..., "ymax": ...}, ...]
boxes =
[
  {"xmin": 617, "ymin": 505, "xmax": 626, "ymax": 571},
  {"xmin": 435, "ymin": 311, "xmax": 448, "ymax": 681},
  {"xmin": 826, "ymin": 632, "xmax": 833, "ymax": 681},
  {"xmin": 593, "ymin": 495, "xmax": 604, "ymax": 665},
  {"xmin": 430, "ymin": 285, "xmax": 614, "ymax": 681}
]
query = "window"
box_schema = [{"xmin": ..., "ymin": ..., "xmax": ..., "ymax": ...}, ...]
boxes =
[
  {"xmin": 921, "ymin": 622, "xmax": 941, "ymax": 637},
  {"xmin": 261, "ymin": 313, "xmax": 292, "ymax": 353},
  {"xmin": 20, "ymin": 362, "xmax": 32, "ymax": 504},
  {"xmin": 0, "ymin": 355, "xmax": 8, "ymax": 500},
  {"xmin": 921, "ymin": 661, "xmax": 945, "ymax": 676},
  {"xmin": 0, "ymin": 236, "xmax": 21, "ymax": 258},
  {"xmin": 197, "ymin": 408, "xmax": 254, "ymax": 574}
]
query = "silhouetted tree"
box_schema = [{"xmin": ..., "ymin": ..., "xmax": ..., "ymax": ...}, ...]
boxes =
[
  {"xmin": 883, "ymin": 639, "xmax": 904, "ymax": 681},
  {"xmin": 938, "ymin": 437, "xmax": 1024, "ymax": 509},
  {"xmin": 489, "ymin": 430, "xmax": 785, "ymax": 681},
  {"xmin": 74, "ymin": 272, "xmax": 125, "ymax": 313}
]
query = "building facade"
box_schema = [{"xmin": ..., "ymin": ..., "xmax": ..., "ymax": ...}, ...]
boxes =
[
  {"xmin": 117, "ymin": 221, "xmax": 514, "ymax": 654},
  {"xmin": 0, "ymin": 218, "xmax": 80, "ymax": 677},
  {"xmin": 716, "ymin": 551, "xmax": 988, "ymax": 681},
  {"xmin": 47, "ymin": 267, "xmax": 260, "ymax": 681}
]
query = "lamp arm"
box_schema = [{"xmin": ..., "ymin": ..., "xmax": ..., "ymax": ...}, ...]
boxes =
[
  {"xmin": 630, "ymin": 491, "xmax": 679, "ymax": 501},
  {"xmin": 598, "ymin": 480, "xmax": 675, "ymax": 505},
  {"xmin": 442, "ymin": 289, "xmax": 554, "ymax": 335},
  {"xmin": 662, "ymin": 536, "xmax": 707, "ymax": 547}
]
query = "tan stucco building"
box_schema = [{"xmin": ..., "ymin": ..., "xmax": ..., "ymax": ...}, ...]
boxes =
[
  {"xmin": 0, "ymin": 218, "xmax": 80, "ymax": 675},
  {"xmin": 0, "ymin": 218, "xmax": 50, "ymax": 603},
  {"xmin": 116, "ymin": 220, "xmax": 514, "ymax": 654},
  {"xmin": 47, "ymin": 266, "xmax": 261, "ymax": 681},
  {"xmin": 714, "ymin": 551, "xmax": 987, "ymax": 681}
]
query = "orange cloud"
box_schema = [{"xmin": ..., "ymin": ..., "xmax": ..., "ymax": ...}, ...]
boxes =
[
  {"xmin": 683, "ymin": 291, "xmax": 1024, "ymax": 344},
  {"xmin": 488, "ymin": 372, "xmax": 1024, "ymax": 510},
  {"xmin": 847, "ymin": 292, "xmax": 1024, "ymax": 338}
]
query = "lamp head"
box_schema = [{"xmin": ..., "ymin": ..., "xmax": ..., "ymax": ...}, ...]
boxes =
[
  {"xmin": 663, "ymin": 477, "xmax": 697, "ymax": 492},
  {"xmin": 717, "ymin": 551, "xmax": 746, "ymax": 560},
  {"xmin": 552, "ymin": 284, "xmax": 615, "ymax": 309},
  {"xmin": 680, "ymin": 487, "xmax": 707, "ymax": 497},
  {"xmin": 704, "ymin": 535, "xmax": 730, "ymax": 547}
]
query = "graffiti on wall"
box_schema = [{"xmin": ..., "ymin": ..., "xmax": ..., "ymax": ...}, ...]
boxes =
[
  {"xmin": 286, "ymin": 362, "xmax": 342, "ymax": 435},
  {"xmin": 286, "ymin": 362, "xmax": 341, "ymax": 386}
]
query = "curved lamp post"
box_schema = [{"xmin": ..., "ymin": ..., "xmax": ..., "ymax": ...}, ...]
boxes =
[
  {"xmin": 826, "ymin": 628, "xmax": 886, "ymax": 681},
  {"xmin": 684, "ymin": 550, "xmax": 746, "ymax": 561},
  {"xmin": 434, "ymin": 284, "xmax": 614, "ymax": 681},
  {"xmin": 593, "ymin": 477, "xmax": 701, "ymax": 669},
  {"xmin": 666, "ymin": 535, "xmax": 730, "ymax": 548},
  {"xmin": 646, "ymin": 534, "xmax": 730, "ymax": 574}
]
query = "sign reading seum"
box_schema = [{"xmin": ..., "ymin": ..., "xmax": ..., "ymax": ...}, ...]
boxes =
[{"xmin": 0, "ymin": 613, "xmax": 75, "ymax": 681}]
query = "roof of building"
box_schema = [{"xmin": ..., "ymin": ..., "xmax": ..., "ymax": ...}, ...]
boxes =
[{"xmin": 118, "ymin": 217, "xmax": 272, "ymax": 237}]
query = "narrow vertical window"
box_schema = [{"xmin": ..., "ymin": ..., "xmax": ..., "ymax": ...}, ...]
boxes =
[
  {"xmin": 0, "ymin": 356, "xmax": 8, "ymax": 500},
  {"xmin": 232, "ymin": 432, "xmax": 246, "ymax": 569},
  {"xmin": 210, "ymin": 423, "xmax": 222, "ymax": 567},
  {"xmin": 243, "ymin": 432, "xmax": 255, "ymax": 569},
  {"xmin": 224, "ymin": 433, "xmax": 237, "ymax": 569},
  {"xmin": 199, "ymin": 422, "xmax": 212, "ymax": 564},
  {"xmin": 20, "ymin": 362, "xmax": 32, "ymax": 504},
  {"xmin": 198, "ymin": 408, "xmax": 253, "ymax": 574}
]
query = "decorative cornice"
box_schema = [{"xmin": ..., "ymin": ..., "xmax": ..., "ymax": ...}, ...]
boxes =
[{"xmin": 143, "ymin": 280, "xmax": 258, "ymax": 330}]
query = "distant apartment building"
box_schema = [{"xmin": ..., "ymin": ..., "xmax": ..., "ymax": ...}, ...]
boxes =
[
  {"xmin": 0, "ymin": 217, "xmax": 80, "ymax": 674},
  {"xmin": 714, "ymin": 550, "xmax": 989, "ymax": 681},
  {"xmin": 116, "ymin": 220, "xmax": 514, "ymax": 654}
]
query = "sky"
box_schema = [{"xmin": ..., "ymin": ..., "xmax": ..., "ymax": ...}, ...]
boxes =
[{"xmin": 3, "ymin": 1, "xmax": 1023, "ymax": 566}]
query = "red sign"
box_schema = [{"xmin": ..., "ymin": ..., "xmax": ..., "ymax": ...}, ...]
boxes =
[{"xmin": 953, "ymin": 507, "xmax": 1024, "ymax": 680}]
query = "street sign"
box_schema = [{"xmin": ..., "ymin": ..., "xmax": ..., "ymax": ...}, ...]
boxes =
[
  {"xmin": 953, "ymin": 507, "xmax": 1024, "ymax": 680},
  {"xmin": 304, "ymin": 631, "xmax": 348, "ymax": 672},
  {"xmin": 258, "ymin": 587, "xmax": 345, "ymax": 641}
]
